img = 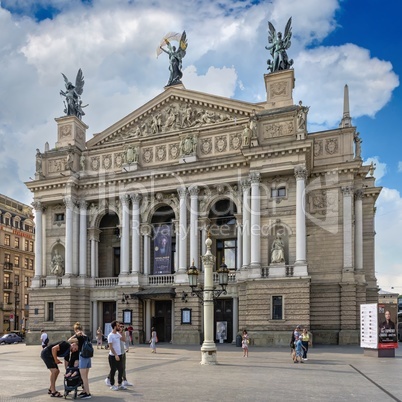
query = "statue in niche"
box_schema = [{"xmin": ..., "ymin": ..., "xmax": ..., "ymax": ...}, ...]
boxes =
[
  {"xmin": 157, "ymin": 31, "xmax": 188, "ymax": 87},
  {"xmin": 66, "ymin": 148, "xmax": 74, "ymax": 170},
  {"xmin": 242, "ymin": 123, "xmax": 251, "ymax": 147},
  {"xmin": 125, "ymin": 144, "xmax": 138, "ymax": 164},
  {"xmin": 271, "ymin": 234, "xmax": 285, "ymax": 264},
  {"xmin": 80, "ymin": 154, "xmax": 86, "ymax": 171},
  {"xmin": 249, "ymin": 110, "xmax": 258, "ymax": 138},
  {"xmin": 35, "ymin": 149, "xmax": 43, "ymax": 175},
  {"xmin": 180, "ymin": 135, "xmax": 197, "ymax": 156},
  {"xmin": 266, "ymin": 17, "xmax": 293, "ymax": 73},
  {"xmin": 50, "ymin": 249, "xmax": 64, "ymax": 276},
  {"xmin": 60, "ymin": 69, "xmax": 88, "ymax": 119}
]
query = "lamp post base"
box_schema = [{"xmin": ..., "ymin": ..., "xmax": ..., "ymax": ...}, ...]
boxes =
[{"xmin": 200, "ymin": 348, "xmax": 217, "ymax": 365}]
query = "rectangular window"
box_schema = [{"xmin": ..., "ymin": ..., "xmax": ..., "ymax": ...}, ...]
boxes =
[
  {"xmin": 47, "ymin": 302, "xmax": 54, "ymax": 321},
  {"xmin": 29, "ymin": 259, "xmax": 34, "ymax": 270},
  {"xmin": 3, "ymin": 293, "xmax": 10, "ymax": 304},
  {"xmin": 217, "ymin": 239, "xmax": 237, "ymax": 270},
  {"xmin": 14, "ymin": 237, "xmax": 20, "ymax": 249},
  {"xmin": 272, "ymin": 296, "xmax": 283, "ymax": 320},
  {"xmin": 55, "ymin": 213, "xmax": 65, "ymax": 222},
  {"xmin": 14, "ymin": 256, "xmax": 20, "ymax": 267},
  {"xmin": 5, "ymin": 217, "xmax": 10, "ymax": 226},
  {"xmin": 24, "ymin": 258, "xmax": 29, "ymax": 269},
  {"xmin": 4, "ymin": 234, "xmax": 10, "ymax": 246},
  {"xmin": 271, "ymin": 187, "xmax": 287, "ymax": 198},
  {"xmin": 5, "ymin": 253, "xmax": 11, "ymax": 263},
  {"xmin": 25, "ymin": 276, "xmax": 30, "ymax": 288},
  {"xmin": 25, "ymin": 240, "xmax": 29, "ymax": 251},
  {"xmin": 24, "ymin": 294, "xmax": 29, "ymax": 306},
  {"xmin": 4, "ymin": 273, "xmax": 11, "ymax": 289},
  {"xmin": 29, "ymin": 241, "xmax": 34, "ymax": 252}
]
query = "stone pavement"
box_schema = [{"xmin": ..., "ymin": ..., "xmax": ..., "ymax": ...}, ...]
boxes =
[{"xmin": 1, "ymin": 342, "xmax": 402, "ymax": 402}]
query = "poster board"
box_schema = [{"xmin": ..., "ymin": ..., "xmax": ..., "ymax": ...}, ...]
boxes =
[{"xmin": 360, "ymin": 303, "xmax": 378, "ymax": 349}]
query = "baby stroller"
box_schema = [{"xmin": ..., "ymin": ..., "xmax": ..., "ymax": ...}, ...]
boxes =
[{"xmin": 63, "ymin": 367, "xmax": 83, "ymax": 399}]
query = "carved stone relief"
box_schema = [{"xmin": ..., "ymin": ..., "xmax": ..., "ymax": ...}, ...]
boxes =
[
  {"xmin": 215, "ymin": 135, "xmax": 228, "ymax": 153},
  {"xmin": 263, "ymin": 121, "xmax": 294, "ymax": 139},
  {"xmin": 270, "ymin": 81, "xmax": 288, "ymax": 97},
  {"xmin": 201, "ymin": 138, "xmax": 212, "ymax": 155},
  {"xmin": 325, "ymin": 138, "xmax": 338, "ymax": 155},
  {"xmin": 229, "ymin": 133, "xmax": 242, "ymax": 150},
  {"xmin": 314, "ymin": 140, "xmax": 323, "ymax": 156},
  {"xmin": 114, "ymin": 152, "xmax": 124, "ymax": 168},
  {"xmin": 102, "ymin": 154, "xmax": 112, "ymax": 170},
  {"xmin": 59, "ymin": 125, "xmax": 71, "ymax": 138},
  {"xmin": 91, "ymin": 156, "xmax": 100, "ymax": 171},
  {"xmin": 156, "ymin": 145, "xmax": 167, "ymax": 162},
  {"xmin": 142, "ymin": 147, "xmax": 153, "ymax": 164},
  {"xmin": 48, "ymin": 159, "xmax": 65, "ymax": 173},
  {"xmin": 308, "ymin": 189, "xmax": 338, "ymax": 215},
  {"xmin": 169, "ymin": 143, "xmax": 180, "ymax": 160}
]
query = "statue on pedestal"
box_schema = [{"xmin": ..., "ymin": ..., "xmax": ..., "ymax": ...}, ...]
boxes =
[
  {"xmin": 157, "ymin": 31, "xmax": 188, "ymax": 87},
  {"xmin": 266, "ymin": 17, "xmax": 293, "ymax": 73},
  {"xmin": 60, "ymin": 68, "xmax": 88, "ymax": 119}
]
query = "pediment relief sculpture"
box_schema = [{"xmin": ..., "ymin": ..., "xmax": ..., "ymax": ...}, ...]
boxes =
[{"xmin": 94, "ymin": 99, "xmax": 245, "ymax": 146}]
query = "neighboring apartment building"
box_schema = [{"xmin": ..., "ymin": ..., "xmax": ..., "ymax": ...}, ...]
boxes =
[
  {"xmin": 26, "ymin": 65, "xmax": 380, "ymax": 346},
  {"xmin": 0, "ymin": 195, "xmax": 35, "ymax": 334}
]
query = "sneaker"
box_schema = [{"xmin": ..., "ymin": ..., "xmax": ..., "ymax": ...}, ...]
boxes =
[
  {"xmin": 304, "ymin": 358, "xmax": 308, "ymax": 361},
  {"xmin": 105, "ymin": 377, "xmax": 111, "ymax": 386},
  {"xmin": 122, "ymin": 380, "xmax": 133, "ymax": 387},
  {"xmin": 80, "ymin": 394, "xmax": 92, "ymax": 399},
  {"xmin": 118, "ymin": 384, "xmax": 128, "ymax": 390},
  {"xmin": 110, "ymin": 385, "xmax": 119, "ymax": 391}
]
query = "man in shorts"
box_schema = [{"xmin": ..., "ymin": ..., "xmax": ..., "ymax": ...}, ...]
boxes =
[{"xmin": 41, "ymin": 340, "xmax": 79, "ymax": 398}]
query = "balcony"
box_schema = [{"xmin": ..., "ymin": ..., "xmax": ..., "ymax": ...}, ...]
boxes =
[
  {"xmin": 0, "ymin": 302, "xmax": 14, "ymax": 311},
  {"xmin": 3, "ymin": 262, "xmax": 13, "ymax": 271},
  {"xmin": 3, "ymin": 282, "xmax": 13, "ymax": 291}
]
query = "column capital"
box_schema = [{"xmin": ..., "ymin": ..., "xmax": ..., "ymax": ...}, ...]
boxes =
[
  {"xmin": 130, "ymin": 193, "xmax": 142, "ymax": 204},
  {"xmin": 341, "ymin": 186, "xmax": 354, "ymax": 196},
  {"xmin": 78, "ymin": 199, "xmax": 88, "ymax": 210},
  {"xmin": 141, "ymin": 223, "xmax": 152, "ymax": 236},
  {"xmin": 119, "ymin": 194, "xmax": 130, "ymax": 206},
  {"xmin": 249, "ymin": 172, "xmax": 261, "ymax": 184},
  {"xmin": 241, "ymin": 179, "xmax": 251, "ymax": 191},
  {"xmin": 294, "ymin": 165, "xmax": 307, "ymax": 180},
  {"xmin": 63, "ymin": 196, "xmax": 76, "ymax": 210},
  {"xmin": 354, "ymin": 188, "xmax": 364, "ymax": 200},
  {"xmin": 177, "ymin": 187, "xmax": 188, "ymax": 198},
  {"xmin": 189, "ymin": 185, "xmax": 200, "ymax": 197},
  {"xmin": 32, "ymin": 200, "xmax": 43, "ymax": 211}
]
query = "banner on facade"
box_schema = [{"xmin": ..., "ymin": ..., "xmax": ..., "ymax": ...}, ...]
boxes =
[{"xmin": 153, "ymin": 224, "xmax": 172, "ymax": 274}]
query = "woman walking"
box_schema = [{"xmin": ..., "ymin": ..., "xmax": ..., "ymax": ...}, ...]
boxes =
[
  {"xmin": 149, "ymin": 327, "xmax": 158, "ymax": 353},
  {"xmin": 301, "ymin": 327, "xmax": 310, "ymax": 360},
  {"xmin": 68, "ymin": 322, "xmax": 92, "ymax": 399},
  {"xmin": 241, "ymin": 330, "xmax": 249, "ymax": 357}
]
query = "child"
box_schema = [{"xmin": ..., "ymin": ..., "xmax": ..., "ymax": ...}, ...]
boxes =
[
  {"xmin": 242, "ymin": 330, "xmax": 249, "ymax": 357},
  {"xmin": 294, "ymin": 335, "xmax": 305, "ymax": 363}
]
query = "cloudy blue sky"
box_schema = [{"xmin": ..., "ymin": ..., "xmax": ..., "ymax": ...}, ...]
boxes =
[{"xmin": 0, "ymin": 0, "xmax": 401, "ymax": 291}]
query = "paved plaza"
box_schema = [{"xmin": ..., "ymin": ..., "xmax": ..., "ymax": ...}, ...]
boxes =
[{"xmin": 1, "ymin": 342, "xmax": 402, "ymax": 402}]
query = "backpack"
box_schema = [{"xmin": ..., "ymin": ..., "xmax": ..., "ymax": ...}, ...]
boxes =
[{"xmin": 80, "ymin": 336, "xmax": 94, "ymax": 358}]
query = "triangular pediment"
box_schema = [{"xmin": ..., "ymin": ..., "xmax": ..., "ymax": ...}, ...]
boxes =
[{"xmin": 87, "ymin": 86, "xmax": 262, "ymax": 147}]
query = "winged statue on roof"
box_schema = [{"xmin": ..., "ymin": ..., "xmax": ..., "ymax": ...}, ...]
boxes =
[
  {"xmin": 157, "ymin": 31, "xmax": 188, "ymax": 87},
  {"xmin": 266, "ymin": 17, "xmax": 294, "ymax": 73},
  {"xmin": 60, "ymin": 68, "xmax": 88, "ymax": 120}
]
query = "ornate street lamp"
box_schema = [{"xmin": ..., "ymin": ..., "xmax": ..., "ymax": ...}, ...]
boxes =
[{"xmin": 186, "ymin": 234, "xmax": 230, "ymax": 364}]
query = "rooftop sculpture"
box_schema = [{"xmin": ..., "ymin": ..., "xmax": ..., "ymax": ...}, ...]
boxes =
[
  {"xmin": 157, "ymin": 31, "xmax": 188, "ymax": 87},
  {"xmin": 266, "ymin": 17, "xmax": 293, "ymax": 73},
  {"xmin": 60, "ymin": 68, "xmax": 88, "ymax": 119}
]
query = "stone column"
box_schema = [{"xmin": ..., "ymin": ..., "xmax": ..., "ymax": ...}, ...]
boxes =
[
  {"xmin": 241, "ymin": 180, "xmax": 251, "ymax": 268},
  {"xmin": 355, "ymin": 189, "xmax": 364, "ymax": 271},
  {"xmin": 88, "ymin": 228, "xmax": 100, "ymax": 278},
  {"xmin": 189, "ymin": 186, "xmax": 199, "ymax": 266},
  {"xmin": 130, "ymin": 194, "xmax": 142, "ymax": 274},
  {"xmin": 120, "ymin": 195, "xmax": 130, "ymax": 275},
  {"xmin": 250, "ymin": 172, "xmax": 261, "ymax": 267},
  {"xmin": 73, "ymin": 206, "xmax": 79, "ymax": 276},
  {"xmin": 342, "ymin": 186, "xmax": 354, "ymax": 271},
  {"xmin": 178, "ymin": 187, "xmax": 188, "ymax": 273},
  {"xmin": 235, "ymin": 215, "xmax": 243, "ymax": 271},
  {"xmin": 79, "ymin": 200, "xmax": 87, "ymax": 277},
  {"xmin": 232, "ymin": 297, "xmax": 239, "ymax": 343},
  {"xmin": 201, "ymin": 237, "xmax": 217, "ymax": 365},
  {"xmin": 172, "ymin": 220, "xmax": 179, "ymax": 272},
  {"xmin": 92, "ymin": 301, "xmax": 97, "ymax": 341},
  {"xmin": 145, "ymin": 299, "xmax": 152, "ymax": 342},
  {"xmin": 32, "ymin": 201, "xmax": 43, "ymax": 278},
  {"xmin": 294, "ymin": 166, "xmax": 307, "ymax": 265},
  {"xmin": 63, "ymin": 196, "xmax": 75, "ymax": 276},
  {"xmin": 142, "ymin": 224, "xmax": 152, "ymax": 275}
]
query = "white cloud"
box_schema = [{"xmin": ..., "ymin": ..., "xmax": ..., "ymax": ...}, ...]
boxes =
[{"xmin": 364, "ymin": 157, "xmax": 387, "ymax": 183}]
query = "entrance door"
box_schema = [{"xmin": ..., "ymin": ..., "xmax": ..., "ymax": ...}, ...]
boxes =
[
  {"xmin": 152, "ymin": 301, "xmax": 172, "ymax": 342},
  {"xmin": 214, "ymin": 299, "xmax": 233, "ymax": 343},
  {"xmin": 102, "ymin": 302, "xmax": 116, "ymax": 336}
]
